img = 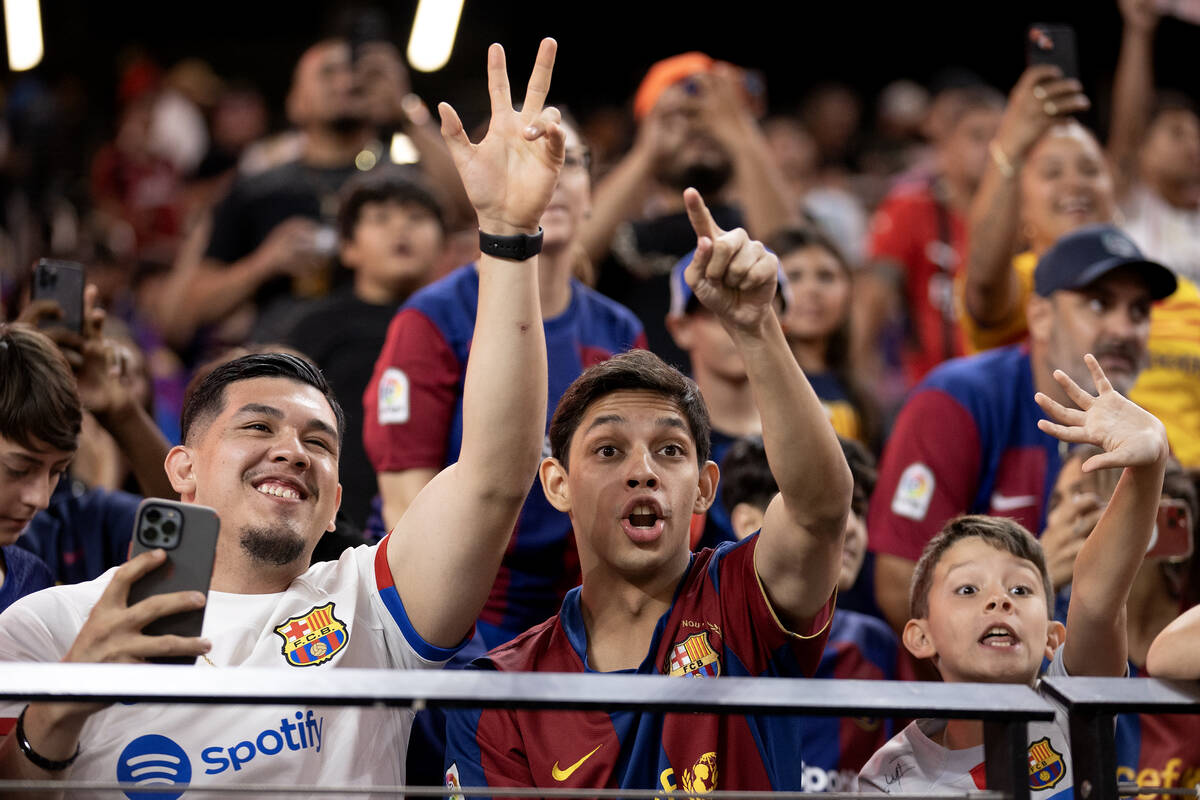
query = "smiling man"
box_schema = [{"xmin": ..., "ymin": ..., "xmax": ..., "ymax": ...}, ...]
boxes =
[
  {"xmin": 443, "ymin": 188, "xmax": 853, "ymax": 794},
  {"xmin": 0, "ymin": 37, "xmax": 563, "ymax": 797},
  {"xmin": 869, "ymin": 224, "xmax": 1176, "ymax": 634}
]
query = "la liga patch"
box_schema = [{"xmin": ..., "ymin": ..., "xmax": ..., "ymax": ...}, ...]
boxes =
[
  {"xmin": 891, "ymin": 462, "xmax": 935, "ymax": 521},
  {"xmin": 378, "ymin": 367, "xmax": 410, "ymax": 424}
]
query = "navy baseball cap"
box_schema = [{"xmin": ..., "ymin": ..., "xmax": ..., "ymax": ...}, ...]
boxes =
[
  {"xmin": 668, "ymin": 249, "xmax": 792, "ymax": 316},
  {"xmin": 1034, "ymin": 224, "xmax": 1177, "ymax": 300}
]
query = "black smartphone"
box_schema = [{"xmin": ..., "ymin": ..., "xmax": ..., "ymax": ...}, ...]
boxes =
[
  {"xmin": 128, "ymin": 499, "xmax": 220, "ymax": 664},
  {"xmin": 31, "ymin": 259, "xmax": 85, "ymax": 335},
  {"xmin": 1027, "ymin": 23, "xmax": 1080, "ymax": 81},
  {"xmin": 1146, "ymin": 499, "xmax": 1193, "ymax": 562}
]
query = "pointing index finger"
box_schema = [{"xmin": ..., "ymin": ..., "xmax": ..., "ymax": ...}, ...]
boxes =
[
  {"xmin": 684, "ymin": 187, "xmax": 723, "ymax": 241},
  {"xmin": 521, "ymin": 38, "xmax": 557, "ymax": 119}
]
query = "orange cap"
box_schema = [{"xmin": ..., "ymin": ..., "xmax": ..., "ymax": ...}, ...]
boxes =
[{"xmin": 633, "ymin": 52, "xmax": 714, "ymax": 120}]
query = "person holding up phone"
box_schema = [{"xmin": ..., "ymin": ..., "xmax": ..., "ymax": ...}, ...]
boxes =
[{"xmin": 0, "ymin": 38, "xmax": 562, "ymax": 797}]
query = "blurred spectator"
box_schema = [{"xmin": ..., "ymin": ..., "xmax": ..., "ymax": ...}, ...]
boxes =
[
  {"xmin": 149, "ymin": 59, "xmax": 223, "ymax": 178},
  {"xmin": 722, "ymin": 434, "xmax": 898, "ymax": 786},
  {"xmin": 772, "ymin": 226, "xmax": 879, "ymax": 450},
  {"xmin": 581, "ymin": 53, "xmax": 797, "ymax": 368},
  {"xmin": 856, "ymin": 83, "xmax": 1004, "ymax": 391},
  {"xmin": 960, "ymin": 65, "xmax": 1200, "ymax": 470},
  {"xmin": 801, "ymin": 83, "xmax": 863, "ymax": 175},
  {"xmin": 161, "ymin": 36, "xmax": 470, "ymax": 348},
  {"xmin": 1108, "ymin": 0, "xmax": 1200, "ymax": 281},
  {"xmin": 870, "ymin": 225, "xmax": 1174, "ymax": 633},
  {"xmin": 763, "ymin": 116, "xmax": 868, "ymax": 267},
  {"xmin": 282, "ymin": 170, "xmax": 444, "ymax": 529}
]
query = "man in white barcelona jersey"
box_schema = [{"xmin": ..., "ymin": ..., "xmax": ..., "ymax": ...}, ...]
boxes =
[{"xmin": 0, "ymin": 38, "xmax": 564, "ymax": 798}]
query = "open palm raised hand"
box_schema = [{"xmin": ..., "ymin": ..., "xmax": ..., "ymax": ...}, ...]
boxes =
[
  {"xmin": 437, "ymin": 38, "xmax": 565, "ymax": 235},
  {"xmin": 1035, "ymin": 354, "xmax": 1168, "ymax": 472}
]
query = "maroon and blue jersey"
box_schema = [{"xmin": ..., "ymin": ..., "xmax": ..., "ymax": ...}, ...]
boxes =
[
  {"xmin": 364, "ymin": 264, "xmax": 645, "ymax": 647},
  {"xmin": 798, "ymin": 610, "xmax": 899, "ymax": 791},
  {"xmin": 443, "ymin": 535, "xmax": 834, "ymax": 794},
  {"xmin": 1115, "ymin": 663, "xmax": 1200, "ymax": 790},
  {"xmin": 869, "ymin": 345, "xmax": 1063, "ymax": 562}
]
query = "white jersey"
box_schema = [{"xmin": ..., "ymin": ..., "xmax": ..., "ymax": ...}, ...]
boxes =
[
  {"xmin": 1122, "ymin": 184, "xmax": 1200, "ymax": 283},
  {"xmin": 858, "ymin": 648, "xmax": 1073, "ymax": 798},
  {"xmin": 0, "ymin": 540, "xmax": 461, "ymax": 799}
]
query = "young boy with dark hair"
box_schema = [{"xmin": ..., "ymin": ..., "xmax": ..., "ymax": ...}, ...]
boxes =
[
  {"xmin": 0, "ymin": 323, "xmax": 79, "ymax": 611},
  {"xmin": 722, "ymin": 434, "xmax": 898, "ymax": 790},
  {"xmin": 283, "ymin": 169, "xmax": 444, "ymax": 528},
  {"xmin": 859, "ymin": 355, "xmax": 1170, "ymax": 795}
]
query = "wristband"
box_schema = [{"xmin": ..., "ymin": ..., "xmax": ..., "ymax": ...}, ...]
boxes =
[
  {"xmin": 479, "ymin": 227, "xmax": 543, "ymax": 261},
  {"xmin": 988, "ymin": 141, "xmax": 1016, "ymax": 180},
  {"xmin": 15, "ymin": 706, "xmax": 80, "ymax": 771}
]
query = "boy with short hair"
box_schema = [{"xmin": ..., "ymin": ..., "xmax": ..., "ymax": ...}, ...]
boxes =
[
  {"xmin": 859, "ymin": 355, "xmax": 1170, "ymax": 795},
  {"xmin": 283, "ymin": 169, "xmax": 444, "ymax": 528},
  {"xmin": 0, "ymin": 323, "xmax": 80, "ymax": 610}
]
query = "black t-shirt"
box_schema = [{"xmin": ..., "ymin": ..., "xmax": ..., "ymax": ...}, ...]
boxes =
[
  {"xmin": 596, "ymin": 204, "xmax": 745, "ymax": 374},
  {"xmin": 205, "ymin": 160, "xmax": 360, "ymax": 322},
  {"xmin": 282, "ymin": 288, "xmax": 401, "ymax": 529}
]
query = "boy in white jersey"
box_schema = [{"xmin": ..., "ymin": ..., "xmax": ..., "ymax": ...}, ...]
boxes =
[
  {"xmin": 860, "ymin": 354, "xmax": 1169, "ymax": 796},
  {"xmin": 0, "ymin": 38, "xmax": 565, "ymax": 798}
]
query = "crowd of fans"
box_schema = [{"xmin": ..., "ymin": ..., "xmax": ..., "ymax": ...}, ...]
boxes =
[{"xmin": 1, "ymin": 0, "xmax": 1200, "ymax": 795}]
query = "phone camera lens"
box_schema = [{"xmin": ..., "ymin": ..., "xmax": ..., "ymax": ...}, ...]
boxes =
[
  {"xmin": 161, "ymin": 520, "xmax": 177, "ymax": 536},
  {"xmin": 146, "ymin": 508, "xmax": 161, "ymax": 524},
  {"xmin": 144, "ymin": 528, "xmax": 158, "ymax": 542}
]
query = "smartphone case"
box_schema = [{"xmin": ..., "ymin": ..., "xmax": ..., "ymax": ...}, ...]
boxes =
[
  {"xmin": 31, "ymin": 260, "xmax": 85, "ymax": 335},
  {"xmin": 128, "ymin": 499, "xmax": 220, "ymax": 664}
]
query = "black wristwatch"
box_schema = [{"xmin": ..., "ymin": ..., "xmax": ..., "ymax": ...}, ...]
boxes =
[
  {"xmin": 479, "ymin": 227, "xmax": 543, "ymax": 261},
  {"xmin": 15, "ymin": 706, "xmax": 80, "ymax": 771}
]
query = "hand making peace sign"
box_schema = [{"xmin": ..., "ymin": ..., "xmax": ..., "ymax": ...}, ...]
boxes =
[{"xmin": 437, "ymin": 38, "xmax": 565, "ymax": 236}]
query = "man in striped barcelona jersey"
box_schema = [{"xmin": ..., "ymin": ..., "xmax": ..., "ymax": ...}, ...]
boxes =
[{"xmin": 444, "ymin": 187, "xmax": 854, "ymax": 794}]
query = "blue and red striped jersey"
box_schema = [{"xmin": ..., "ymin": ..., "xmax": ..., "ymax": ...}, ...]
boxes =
[
  {"xmin": 1115, "ymin": 663, "xmax": 1200, "ymax": 791},
  {"xmin": 444, "ymin": 535, "xmax": 834, "ymax": 793},
  {"xmin": 364, "ymin": 264, "xmax": 645, "ymax": 647},
  {"xmin": 869, "ymin": 345, "xmax": 1063, "ymax": 563}
]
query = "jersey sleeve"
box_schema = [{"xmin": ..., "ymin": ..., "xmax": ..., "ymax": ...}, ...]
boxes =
[
  {"xmin": 363, "ymin": 308, "xmax": 463, "ymax": 473},
  {"xmin": 957, "ymin": 251, "xmax": 1036, "ymax": 353},
  {"xmin": 868, "ymin": 389, "xmax": 983, "ymax": 562},
  {"xmin": 866, "ymin": 193, "xmax": 916, "ymax": 269},
  {"xmin": 715, "ymin": 536, "xmax": 834, "ymax": 678},
  {"xmin": 360, "ymin": 538, "xmax": 468, "ymax": 666}
]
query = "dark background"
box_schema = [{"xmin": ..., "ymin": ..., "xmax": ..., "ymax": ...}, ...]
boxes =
[{"xmin": 16, "ymin": 0, "xmax": 1200, "ymax": 142}]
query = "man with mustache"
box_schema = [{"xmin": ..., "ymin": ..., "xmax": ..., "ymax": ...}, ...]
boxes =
[{"xmin": 868, "ymin": 224, "xmax": 1175, "ymax": 634}]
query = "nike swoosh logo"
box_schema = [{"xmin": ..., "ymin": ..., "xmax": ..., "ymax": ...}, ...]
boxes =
[
  {"xmin": 551, "ymin": 744, "xmax": 603, "ymax": 781},
  {"xmin": 990, "ymin": 492, "xmax": 1038, "ymax": 511}
]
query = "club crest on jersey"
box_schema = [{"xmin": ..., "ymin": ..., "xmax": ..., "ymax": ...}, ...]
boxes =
[
  {"xmin": 274, "ymin": 603, "xmax": 348, "ymax": 667},
  {"xmin": 1028, "ymin": 736, "xmax": 1065, "ymax": 790},
  {"xmin": 667, "ymin": 632, "xmax": 720, "ymax": 678}
]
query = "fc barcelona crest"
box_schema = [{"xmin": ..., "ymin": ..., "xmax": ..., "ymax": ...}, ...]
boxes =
[
  {"xmin": 1027, "ymin": 736, "xmax": 1065, "ymax": 790},
  {"xmin": 274, "ymin": 603, "xmax": 349, "ymax": 667},
  {"xmin": 667, "ymin": 632, "xmax": 721, "ymax": 678}
]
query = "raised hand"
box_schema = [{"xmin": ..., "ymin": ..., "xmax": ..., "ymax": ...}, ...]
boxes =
[
  {"xmin": 682, "ymin": 187, "xmax": 781, "ymax": 332},
  {"xmin": 437, "ymin": 38, "xmax": 565, "ymax": 235},
  {"xmin": 993, "ymin": 65, "xmax": 1090, "ymax": 162},
  {"xmin": 1035, "ymin": 354, "xmax": 1168, "ymax": 471}
]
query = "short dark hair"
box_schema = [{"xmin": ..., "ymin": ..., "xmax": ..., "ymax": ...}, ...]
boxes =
[
  {"xmin": 940, "ymin": 84, "xmax": 1005, "ymax": 131},
  {"xmin": 0, "ymin": 323, "xmax": 82, "ymax": 454},
  {"xmin": 1150, "ymin": 90, "xmax": 1199, "ymax": 126},
  {"xmin": 720, "ymin": 435, "xmax": 774, "ymax": 512},
  {"xmin": 722, "ymin": 434, "xmax": 874, "ymax": 518},
  {"xmin": 910, "ymin": 515, "xmax": 1054, "ymax": 621},
  {"xmin": 549, "ymin": 349, "xmax": 710, "ymax": 469},
  {"xmin": 181, "ymin": 352, "xmax": 344, "ymax": 446},
  {"xmin": 337, "ymin": 169, "xmax": 445, "ymax": 242}
]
